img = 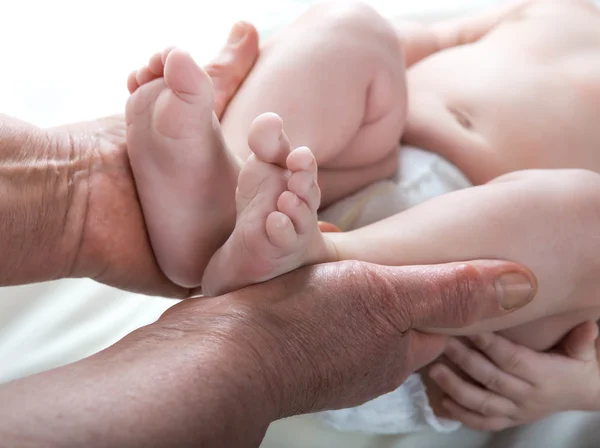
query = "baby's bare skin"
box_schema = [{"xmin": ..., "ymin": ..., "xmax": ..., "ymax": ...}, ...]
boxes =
[
  {"xmin": 124, "ymin": 0, "xmax": 600, "ymax": 429},
  {"xmin": 126, "ymin": 0, "xmax": 600, "ymax": 337},
  {"xmin": 405, "ymin": 0, "xmax": 600, "ymax": 183},
  {"xmin": 126, "ymin": 49, "xmax": 240, "ymax": 288}
]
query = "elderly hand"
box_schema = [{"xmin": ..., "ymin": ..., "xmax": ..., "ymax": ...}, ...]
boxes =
[
  {"xmin": 0, "ymin": 22, "xmax": 258, "ymax": 297},
  {"xmin": 0, "ymin": 259, "xmax": 536, "ymax": 447},
  {"xmin": 429, "ymin": 321, "xmax": 600, "ymax": 431}
]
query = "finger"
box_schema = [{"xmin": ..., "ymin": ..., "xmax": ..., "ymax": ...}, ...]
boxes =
[
  {"xmin": 466, "ymin": 333, "xmax": 537, "ymax": 380},
  {"xmin": 444, "ymin": 338, "xmax": 531, "ymax": 398},
  {"xmin": 429, "ymin": 363, "xmax": 519, "ymax": 417},
  {"xmin": 408, "ymin": 332, "xmax": 450, "ymax": 373},
  {"xmin": 385, "ymin": 260, "xmax": 537, "ymax": 330},
  {"xmin": 442, "ymin": 399, "xmax": 515, "ymax": 432},
  {"xmin": 206, "ymin": 21, "xmax": 259, "ymax": 119},
  {"xmin": 559, "ymin": 321, "xmax": 599, "ymax": 362}
]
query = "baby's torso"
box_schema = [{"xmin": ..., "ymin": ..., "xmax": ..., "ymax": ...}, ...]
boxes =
[{"xmin": 404, "ymin": 0, "xmax": 600, "ymax": 184}]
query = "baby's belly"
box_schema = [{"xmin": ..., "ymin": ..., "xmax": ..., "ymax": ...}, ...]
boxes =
[{"xmin": 404, "ymin": 39, "xmax": 600, "ymax": 184}]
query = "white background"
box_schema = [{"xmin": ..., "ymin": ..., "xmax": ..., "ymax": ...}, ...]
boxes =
[{"xmin": 0, "ymin": 0, "xmax": 502, "ymax": 126}]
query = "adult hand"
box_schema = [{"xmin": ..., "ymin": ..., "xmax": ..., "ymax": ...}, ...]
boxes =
[
  {"xmin": 0, "ymin": 260, "xmax": 536, "ymax": 447},
  {"xmin": 0, "ymin": 22, "xmax": 259, "ymax": 297},
  {"xmin": 429, "ymin": 321, "xmax": 600, "ymax": 431}
]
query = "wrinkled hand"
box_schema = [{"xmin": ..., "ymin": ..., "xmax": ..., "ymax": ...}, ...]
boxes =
[
  {"xmin": 52, "ymin": 23, "xmax": 259, "ymax": 297},
  {"xmin": 429, "ymin": 321, "xmax": 600, "ymax": 431},
  {"xmin": 156, "ymin": 260, "xmax": 536, "ymax": 416},
  {"xmin": 0, "ymin": 259, "xmax": 536, "ymax": 447}
]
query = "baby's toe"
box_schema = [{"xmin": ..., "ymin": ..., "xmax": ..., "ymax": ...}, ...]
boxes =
[
  {"xmin": 277, "ymin": 190, "xmax": 314, "ymax": 235},
  {"xmin": 136, "ymin": 66, "xmax": 157, "ymax": 86},
  {"xmin": 266, "ymin": 211, "xmax": 298, "ymax": 250},
  {"xmin": 161, "ymin": 47, "xmax": 176, "ymax": 65},
  {"xmin": 163, "ymin": 49, "xmax": 212, "ymax": 102},
  {"xmin": 127, "ymin": 70, "xmax": 140, "ymax": 94},
  {"xmin": 287, "ymin": 146, "xmax": 317, "ymax": 174},
  {"xmin": 148, "ymin": 51, "xmax": 166, "ymax": 76},
  {"xmin": 247, "ymin": 113, "xmax": 292, "ymax": 167},
  {"xmin": 288, "ymin": 170, "xmax": 321, "ymax": 213}
]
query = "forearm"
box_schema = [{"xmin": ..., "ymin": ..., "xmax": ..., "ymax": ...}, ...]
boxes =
[
  {"xmin": 0, "ymin": 115, "xmax": 88, "ymax": 285},
  {"xmin": 0, "ymin": 322, "xmax": 274, "ymax": 448}
]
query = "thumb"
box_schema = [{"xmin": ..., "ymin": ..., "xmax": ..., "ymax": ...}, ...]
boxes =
[
  {"xmin": 560, "ymin": 320, "xmax": 599, "ymax": 362},
  {"xmin": 205, "ymin": 22, "xmax": 259, "ymax": 119},
  {"xmin": 398, "ymin": 260, "xmax": 537, "ymax": 330}
]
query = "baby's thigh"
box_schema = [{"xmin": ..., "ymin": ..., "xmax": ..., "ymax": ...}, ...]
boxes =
[{"xmin": 498, "ymin": 308, "xmax": 600, "ymax": 352}]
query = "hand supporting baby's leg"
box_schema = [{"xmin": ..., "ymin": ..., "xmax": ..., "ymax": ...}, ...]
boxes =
[
  {"xmin": 221, "ymin": 2, "xmax": 407, "ymax": 206},
  {"xmin": 327, "ymin": 169, "xmax": 600, "ymax": 349}
]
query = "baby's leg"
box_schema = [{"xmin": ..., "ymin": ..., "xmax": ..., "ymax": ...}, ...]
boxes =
[
  {"xmin": 328, "ymin": 169, "xmax": 600, "ymax": 347},
  {"xmin": 126, "ymin": 49, "xmax": 240, "ymax": 288},
  {"xmin": 202, "ymin": 114, "xmax": 336, "ymax": 296},
  {"xmin": 221, "ymin": 2, "xmax": 407, "ymax": 206}
]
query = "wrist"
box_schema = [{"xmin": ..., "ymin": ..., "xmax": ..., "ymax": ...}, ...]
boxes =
[
  {"xmin": 48, "ymin": 116, "xmax": 185, "ymax": 297},
  {"xmin": 0, "ymin": 116, "xmax": 88, "ymax": 285},
  {"xmin": 120, "ymin": 312, "xmax": 279, "ymax": 446},
  {"xmin": 0, "ymin": 317, "xmax": 276, "ymax": 448}
]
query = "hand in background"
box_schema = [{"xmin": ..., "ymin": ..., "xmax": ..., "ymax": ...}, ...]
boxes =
[{"xmin": 429, "ymin": 321, "xmax": 600, "ymax": 431}]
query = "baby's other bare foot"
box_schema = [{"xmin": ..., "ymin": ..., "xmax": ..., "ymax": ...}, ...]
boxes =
[
  {"xmin": 126, "ymin": 48, "xmax": 240, "ymax": 288},
  {"xmin": 202, "ymin": 113, "xmax": 337, "ymax": 296}
]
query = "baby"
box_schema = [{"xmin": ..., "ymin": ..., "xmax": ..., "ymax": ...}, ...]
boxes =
[{"xmin": 126, "ymin": 0, "xmax": 600, "ymax": 431}]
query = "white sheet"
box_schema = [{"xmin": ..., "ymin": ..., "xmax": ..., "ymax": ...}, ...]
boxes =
[{"xmin": 1, "ymin": 1, "xmax": 600, "ymax": 447}]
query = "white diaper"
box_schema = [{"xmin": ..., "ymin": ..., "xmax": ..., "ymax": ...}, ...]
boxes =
[
  {"xmin": 317, "ymin": 145, "xmax": 472, "ymax": 435},
  {"xmin": 318, "ymin": 145, "xmax": 471, "ymax": 231},
  {"xmin": 319, "ymin": 374, "xmax": 461, "ymax": 434}
]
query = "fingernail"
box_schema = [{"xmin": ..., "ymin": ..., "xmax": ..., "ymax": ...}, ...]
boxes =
[
  {"xmin": 495, "ymin": 272, "xmax": 535, "ymax": 310},
  {"xmin": 227, "ymin": 22, "xmax": 248, "ymax": 45}
]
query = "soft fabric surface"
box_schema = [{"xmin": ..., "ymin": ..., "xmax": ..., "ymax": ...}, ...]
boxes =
[{"xmin": 1, "ymin": 1, "xmax": 600, "ymax": 447}]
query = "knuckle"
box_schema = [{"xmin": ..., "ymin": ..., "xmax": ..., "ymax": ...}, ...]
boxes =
[
  {"xmin": 504, "ymin": 350, "xmax": 523, "ymax": 372},
  {"xmin": 461, "ymin": 350, "xmax": 479, "ymax": 371},
  {"xmin": 475, "ymin": 395, "xmax": 493, "ymax": 416},
  {"xmin": 352, "ymin": 262, "xmax": 412, "ymax": 333},
  {"xmin": 475, "ymin": 333, "xmax": 494, "ymax": 352},
  {"xmin": 450, "ymin": 384, "xmax": 469, "ymax": 403},
  {"xmin": 439, "ymin": 264, "xmax": 488, "ymax": 324},
  {"xmin": 480, "ymin": 369, "xmax": 500, "ymax": 391}
]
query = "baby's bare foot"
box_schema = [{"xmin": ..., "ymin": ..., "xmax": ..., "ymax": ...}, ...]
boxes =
[
  {"xmin": 202, "ymin": 113, "xmax": 337, "ymax": 296},
  {"xmin": 126, "ymin": 48, "xmax": 240, "ymax": 288}
]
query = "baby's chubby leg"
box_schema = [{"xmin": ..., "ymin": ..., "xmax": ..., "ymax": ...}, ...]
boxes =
[
  {"xmin": 327, "ymin": 169, "xmax": 600, "ymax": 345},
  {"xmin": 221, "ymin": 1, "xmax": 407, "ymax": 206}
]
